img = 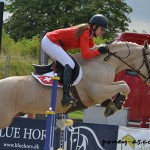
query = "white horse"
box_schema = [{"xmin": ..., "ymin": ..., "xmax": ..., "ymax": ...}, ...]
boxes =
[{"xmin": 0, "ymin": 40, "xmax": 150, "ymax": 129}]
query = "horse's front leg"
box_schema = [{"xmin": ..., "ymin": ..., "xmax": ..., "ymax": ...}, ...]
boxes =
[
  {"xmin": 100, "ymin": 81, "xmax": 130, "ymax": 117},
  {"xmin": 97, "ymin": 81, "xmax": 130, "ymax": 101}
]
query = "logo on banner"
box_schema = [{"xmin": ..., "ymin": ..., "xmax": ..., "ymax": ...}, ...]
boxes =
[
  {"xmin": 117, "ymin": 127, "xmax": 150, "ymax": 150},
  {"xmin": 121, "ymin": 134, "xmax": 136, "ymax": 149},
  {"xmin": 68, "ymin": 126, "xmax": 105, "ymax": 150},
  {"xmin": 120, "ymin": 134, "xmax": 150, "ymax": 150}
]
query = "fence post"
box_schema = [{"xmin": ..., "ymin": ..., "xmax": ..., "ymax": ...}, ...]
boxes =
[
  {"xmin": 0, "ymin": 2, "xmax": 4, "ymax": 53},
  {"xmin": 5, "ymin": 56, "xmax": 10, "ymax": 78},
  {"xmin": 39, "ymin": 31, "xmax": 49, "ymax": 65},
  {"xmin": 36, "ymin": 31, "xmax": 49, "ymax": 119}
]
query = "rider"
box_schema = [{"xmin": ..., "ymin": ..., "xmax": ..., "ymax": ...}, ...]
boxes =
[{"xmin": 41, "ymin": 14, "xmax": 109, "ymax": 107}]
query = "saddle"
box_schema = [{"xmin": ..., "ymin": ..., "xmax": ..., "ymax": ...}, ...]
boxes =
[
  {"xmin": 32, "ymin": 58, "xmax": 87, "ymax": 113},
  {"xmin": 32, "ymin": 57, "xmax": 80, "ymax": 85}
]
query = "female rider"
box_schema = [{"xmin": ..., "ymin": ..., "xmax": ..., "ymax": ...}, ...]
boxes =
[{"xmin": 41, "ymin": 14, "xmax": 109, "ymax": 107}]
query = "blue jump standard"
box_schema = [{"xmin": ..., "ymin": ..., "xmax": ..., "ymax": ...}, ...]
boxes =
[{"xmin": 44, "ymin": 77, "xmax": 59, "ymax": 150}]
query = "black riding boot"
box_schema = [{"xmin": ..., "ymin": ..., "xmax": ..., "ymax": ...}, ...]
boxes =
[{"xmin": 61, "ymin": 64, "xmax": 78, "ymax": 107}]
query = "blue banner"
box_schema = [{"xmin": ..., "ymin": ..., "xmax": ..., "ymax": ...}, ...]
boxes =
[
  {"xmin": 0, "ymin": 118, "xmax": 46, "ymax": 149},
  {"xmin": 0, "ymin": 118, "xmax": 118, "ymax": 150},
  {"xmin": 67, "ymin": 122, "xmax": 118, "ymax": 150}
]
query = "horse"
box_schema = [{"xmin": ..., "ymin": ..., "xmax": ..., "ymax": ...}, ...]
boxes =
[{"xmin": 0, "ymin": 40, "xmax": 150, "ymax": 129}]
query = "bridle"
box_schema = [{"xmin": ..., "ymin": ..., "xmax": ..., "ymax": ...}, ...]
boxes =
[{"xmin": 104, "ymin": 42, "xmax": 150, "ymax": 83}]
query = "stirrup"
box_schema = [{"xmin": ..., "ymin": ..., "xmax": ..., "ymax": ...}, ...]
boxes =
[
  {"xmin": 61, "ymin": 100, "xmax": 76, "ymax": 107},
  {"xmin": 32, "ymin": 63, "xmax": 54, "ymax": 74},
  {"xmin": 61, "ymin": 96, "xmax": 78, "ymax": 107}
]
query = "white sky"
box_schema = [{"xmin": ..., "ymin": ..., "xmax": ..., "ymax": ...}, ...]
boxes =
[
  {"xmin": 125, "ymin": 0, "xmax": 150, "ymax": 33},
  {"xmin": 1, "ymin": 0, "xmax": 150, "ymax": 33}
]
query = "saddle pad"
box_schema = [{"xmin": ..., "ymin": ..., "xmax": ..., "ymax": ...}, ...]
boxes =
[
  {"xmin": 32, "ymin": 68, "xmax": 82, "ymax": 87},
  {"xmin": 32, "ymin": 71, "xmax": 63, "ymax": 87}
]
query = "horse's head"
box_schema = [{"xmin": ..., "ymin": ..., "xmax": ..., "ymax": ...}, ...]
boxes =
[
  {"xmin": 106, "ymin": 40, "xmax": 150, "ymax": 87},
  {"xmin": 139, "ymin": 40, "xmax": 150, "ymax": 86}
]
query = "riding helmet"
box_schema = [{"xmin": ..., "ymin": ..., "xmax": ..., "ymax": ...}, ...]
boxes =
[{"xmin": 89, "ymin": 14, "xmax": 109, "ymax": 32}]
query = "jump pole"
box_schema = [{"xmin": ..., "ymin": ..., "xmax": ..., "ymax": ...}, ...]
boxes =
[
  {"xmin": 44, "ymin": 60, "xmax": 74, "ymax": 150},
  {"xmin": 44, "ymin": 76, "xmax": 74, "ymax": 150},
  {"xmin": 44, "ymin": 74, "xmax": 60, "ymax": 150}
]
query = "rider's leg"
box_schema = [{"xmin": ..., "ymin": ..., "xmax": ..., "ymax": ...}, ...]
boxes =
[
  {"xmin": 62, "ymin": 64, "xmax": 78, "ymax": 106},
  {"xmin": 41, "ymin": 36, "xmax": 77, "ymax": 107}
]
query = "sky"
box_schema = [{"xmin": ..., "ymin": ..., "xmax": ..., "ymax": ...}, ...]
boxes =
[
  {"xmin": 125, "ymin": 0, "xmax": 150, "ymax": 33},
  {"xmin": 0, "ymin": 0, "xmax": 150, "ymax": 34}
]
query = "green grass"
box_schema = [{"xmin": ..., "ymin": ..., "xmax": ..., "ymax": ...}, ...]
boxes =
[{"xmin": 68, "ymin": 111, "xmax": 84, "ymax": 120}]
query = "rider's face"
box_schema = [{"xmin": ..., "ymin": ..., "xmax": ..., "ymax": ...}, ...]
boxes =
[{"xmin": 93, "ymin": 25, "xmax": 105, "ymax": 37}]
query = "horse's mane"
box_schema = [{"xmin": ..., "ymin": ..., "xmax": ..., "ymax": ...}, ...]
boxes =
[{"xmin": 109, "ymin": 41, "xmax": 140, "ymax": 47}]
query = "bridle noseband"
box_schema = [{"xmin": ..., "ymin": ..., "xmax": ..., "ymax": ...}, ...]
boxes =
[{"xmin": 104, "ymin": 42, "xmax": 150, "ymax": 83}]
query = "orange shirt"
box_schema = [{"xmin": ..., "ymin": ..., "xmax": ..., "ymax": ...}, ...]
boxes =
[{"xmin": 46, "ymin": 26, "xmax": 99, "ymax": 59}]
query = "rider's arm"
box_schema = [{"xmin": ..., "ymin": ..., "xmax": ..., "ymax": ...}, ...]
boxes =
[
  {"xmin": 80, "ymin": 30, "xmax": 100, "ymax": 59},
  {"xmin": 90, "ymin": 44, "xmax": 100, "ymax": 50}
]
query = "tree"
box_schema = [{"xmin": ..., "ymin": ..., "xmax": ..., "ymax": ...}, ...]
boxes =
[{"xmin": 4, "ymin": 0, "xmax": 132, "ymax": 41}]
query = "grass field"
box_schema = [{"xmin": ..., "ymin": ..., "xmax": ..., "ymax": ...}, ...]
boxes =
[{"xmin": 68, "ymin": 111, "xmax": 84, "ymax": 120}]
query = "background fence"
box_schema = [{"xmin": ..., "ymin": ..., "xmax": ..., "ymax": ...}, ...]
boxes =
[{"xmin": 0, "ymin": 56, "xmax": 38, "ymax": 79}]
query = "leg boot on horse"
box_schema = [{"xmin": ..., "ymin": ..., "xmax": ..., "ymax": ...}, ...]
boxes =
[
  {"xmin": 61, "ymin": 64, "xmax": 78, "ymax": 107},
  {"xmin": 103, "ymin": 92, "xmax": 126, "ymax": 117},
  {"xmin": 101, "ymin": 99, "xmax": 112, "ymax": 107}
]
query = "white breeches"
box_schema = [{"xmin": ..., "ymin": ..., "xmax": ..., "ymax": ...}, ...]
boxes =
[{"xmin": 41, "ymin": 35, "xmax": 75, "ymax": 69}]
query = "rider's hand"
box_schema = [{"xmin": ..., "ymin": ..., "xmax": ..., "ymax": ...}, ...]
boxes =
[{"xmin": 98, "ymin": 45, "xmax": 109, "ymax": 53}]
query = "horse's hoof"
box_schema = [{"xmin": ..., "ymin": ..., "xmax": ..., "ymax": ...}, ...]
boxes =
[
  {"xmin": 114, "ymin": 93, "xmax": 126, "ymax": 110},
  {"xmin": 104, "ymin": 101, "xmax": 118, "ymax": 117},
  {"xmin": 104, "ymin": 107, "xmax": 115, "ymax": 117},
  {"xmin": 101, "ymin": 99, "xmax": 112, "ymax": 107},
  {"xmin": 104, "ymin": 93, "xmax": 127, "ymax": 117}
]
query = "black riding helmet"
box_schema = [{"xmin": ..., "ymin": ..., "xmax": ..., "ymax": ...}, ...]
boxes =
[{"xmin": 89, "ymin": 14, "xmax": 109, "ymax": 37}]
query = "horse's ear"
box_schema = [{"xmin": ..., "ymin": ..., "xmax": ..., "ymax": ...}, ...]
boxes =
[{"xmin": 144, "ymin": 40, "xmax": 150, "ymax": 51}]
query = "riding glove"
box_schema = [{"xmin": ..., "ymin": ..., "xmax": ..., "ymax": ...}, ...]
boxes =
[{"xmin": 98, "ymin": 45, "xmax": 109, "ymax": 53}]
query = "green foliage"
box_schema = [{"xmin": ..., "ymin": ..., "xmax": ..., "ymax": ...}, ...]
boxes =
[
  {"xmin": 2, "ymin": 29, "xmax": 40, "ymax": 58},
  {"xmin": 1, "ymin": 29, "xmax": 111, "ymax": 58},
  {"xmin": 0, "ymin": 57, "xmax": 7, "ymax": 79},
  {"xmin": 0, "ymin": 30, "xmax": 39, "ymax": 79},
  {"xmin": 2, "ymin": 29, "xmax": 15, "ymax": 54},
  {"xmin": 0, "ymin": 57, "xmax": 38, "ymax": 79},
  {"xmin": 4, "ymin": 0, "xmax": 132, "ymax": 41},
  {"xmin": 9, "ymin": 58, "xmax": 37, "ymax": 76},
  {"xmin": 0, "ymin": 29, "xmax": 111, "ymax": 81}
]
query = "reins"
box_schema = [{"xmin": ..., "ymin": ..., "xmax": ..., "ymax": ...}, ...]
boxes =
[{"xmin": 104, "ymin": 42, "xmax": 150, "ymax": 83}]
